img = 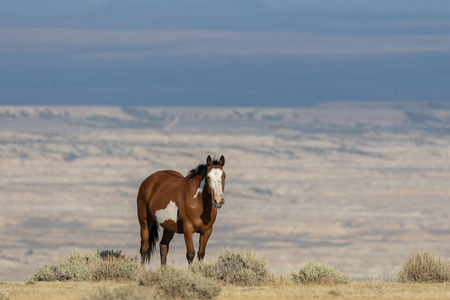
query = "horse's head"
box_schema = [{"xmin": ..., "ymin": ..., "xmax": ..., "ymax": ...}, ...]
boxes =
[{"xmin": 205, "ymin": 155, "xmax": 226, "ymax": 209}]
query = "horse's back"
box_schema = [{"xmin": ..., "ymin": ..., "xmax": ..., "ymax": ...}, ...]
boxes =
[{"xmin": 138, "ymin": 170, "xmax": 184, "ymax": 204}]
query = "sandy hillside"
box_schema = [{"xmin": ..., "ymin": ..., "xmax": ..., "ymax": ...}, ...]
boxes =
[{"xmin": 1, "ymin": 102, "xmax": 449, "ymax": 281}]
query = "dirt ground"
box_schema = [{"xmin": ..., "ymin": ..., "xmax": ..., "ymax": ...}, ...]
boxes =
[{"xmin": 1, "ymin": 281, "xmax": 450, "ymax": 300}]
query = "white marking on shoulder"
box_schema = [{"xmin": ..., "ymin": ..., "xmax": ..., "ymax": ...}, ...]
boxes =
[
  {"xmin": 155, "ymin": 201, "xmax": 178, "ymax": 224},
  {"xmin": 193, "ymin": 179, "xmax": 205, "ymax": 198}
]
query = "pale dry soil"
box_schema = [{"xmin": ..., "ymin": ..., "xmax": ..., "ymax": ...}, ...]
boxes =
[
  {"xmin": 1, "ymin": 281, "xmax": 450, "ymax": 300},
  {"xmin": 1, "ymin": 103, "xmax": 450, "ymax": 280}
]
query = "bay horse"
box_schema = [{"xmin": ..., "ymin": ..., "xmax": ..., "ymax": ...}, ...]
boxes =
[{"xmin": 137, "ymin": 155, "xmax": 226, "ymax": 265}]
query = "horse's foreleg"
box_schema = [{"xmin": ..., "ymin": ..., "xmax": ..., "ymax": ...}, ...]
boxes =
[
  {"xmin": 183, "ymin": 223, "xmax": 195, "ymax": 264},
  {"xmin": 198, "ymin": 227, "xmax": 212, "ymax": 261},
  {"xmin": 160, "ymin": 229, "xmax": 174, "ymax": 266}
]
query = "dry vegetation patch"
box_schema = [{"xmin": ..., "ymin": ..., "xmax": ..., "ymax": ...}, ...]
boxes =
[
  {"xmin": 82, "ymin": 284, "xmax": 152, "ymax": 300},
  {"xmin": 16, "ymin": 248, "xmax": 450, "ymax": 299},
  {"xmin": 32, "ymin": 250, "xmax": 140, "ymax": 282},
  {"xmin": 291, "ymin": 262, "xmax": 351, "ymax": 285},
  {"xmin": 139, "ymin": 267, "xmax": 221, "ymax": 299},
  {"xmin": 191, "ymin": 248, "xmax": 272, "ymax": 286},
  {"xmin": 0, "ymin": 291, "xmax": 9, "ymax": 300},
  {"xmin": 398, "ymin": 251, "xmax": 450, "ymax": 283}
]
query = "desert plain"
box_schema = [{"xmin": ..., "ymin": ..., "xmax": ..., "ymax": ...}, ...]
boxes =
[{"xmin": 0, "ymin": 102, "xmax": 449, "ymax": 281}]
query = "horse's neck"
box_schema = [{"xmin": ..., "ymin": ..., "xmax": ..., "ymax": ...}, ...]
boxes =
[{"xmin": 189, "ymin": 173, "xmax": 212, "ymax": 207}]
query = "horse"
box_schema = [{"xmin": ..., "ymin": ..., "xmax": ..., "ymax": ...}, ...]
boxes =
[{"xmin": 137, "ymin": 155, "xmax": 226, "ymax": 265}]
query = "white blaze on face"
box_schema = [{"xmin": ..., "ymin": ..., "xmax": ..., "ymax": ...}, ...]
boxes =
[
  {"xmin": 155, "ymin": 201, "xmax": 178, "ymax": 224},
  {"xmin": 208, "ymin": 168, "xmax": 223, "ymax": 201},
  {"xmin": 193, "ymin": 179, "xmax": 205, "ymax": 198}
]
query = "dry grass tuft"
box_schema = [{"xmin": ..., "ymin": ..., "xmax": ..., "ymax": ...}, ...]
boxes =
[
  {"xmin": 398, "ymin": 251, "xmax": 450, "ymax": 283},
  {"xmin": 267, "ymin": 273, "xmax": 292, "ymax": 288},
  {"xmin": 82, "ymin": 284, "xmax": 151, "ymax": 300}
]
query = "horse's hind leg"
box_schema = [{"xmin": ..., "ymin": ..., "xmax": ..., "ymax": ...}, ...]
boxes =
[
  {"xmin": 160, "ymin": 229, "xmax": 174, "ymax": 265},
  {"xmin": 139, "ymin": 219, "xmax": 151, "ymax": 265},
  {"xmin": 138, "ymin": 195, "xmax": 153, "ymax": 265}
]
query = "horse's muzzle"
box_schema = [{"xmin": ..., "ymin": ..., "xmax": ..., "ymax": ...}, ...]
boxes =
[{"xmin": 213, "ymin": 198, "xmax": 225, "ymax": 209}]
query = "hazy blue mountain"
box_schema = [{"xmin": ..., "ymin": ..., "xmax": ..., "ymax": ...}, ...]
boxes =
[{"xmin": 1, "ymin": 0, "xmax": 450, "ymax": 106}]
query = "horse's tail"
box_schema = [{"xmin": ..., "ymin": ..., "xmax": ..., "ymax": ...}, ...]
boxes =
[
  {"xmin": 137, "ymin": 182, "xmax": 160, "ymax": 264},
  {"xmin": 147, "ymin": 221, "xmax": 159, "ymax": 263}
]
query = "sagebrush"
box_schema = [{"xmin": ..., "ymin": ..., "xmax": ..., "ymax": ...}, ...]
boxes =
[
  {"xmin": 191, "ymin": 248, "xmax": 272, "ymax": 286},
  {"xmin": 140, "ymin": 267, "xmax": 221, "ymax": 299},
  {"xmin": 398, "ymin": 251, "xmax": 450, "ymax": 283},
  {"xmin": 291, "ymin": 263, "xmax": 351, "ymax": 284},
  {"xmin": 32, "ymin": 250, "xmax": 140, "ymax": 282}
]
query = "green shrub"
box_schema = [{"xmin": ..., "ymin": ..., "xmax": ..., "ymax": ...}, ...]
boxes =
[
  {"xmin": 291, "ymin": 263, "xmax": 351, "ymax": 285},
  {"xmin": 398, "ymin": 251, "xmax": 450, "ymax": 283},
  {"xmin": 82, "ymin": 284, "xmax": 151, "ymax": 300},
  {"xmin": 191, "ymin": 248, "xmax": 271, "ymax": 286},
  {"xmin": 140, "ymin": 267, "xmax": 221, "ymax": 299},
  {"xmin": 32, "ymin": 250, "xmax": 140, "ymax": 282}
]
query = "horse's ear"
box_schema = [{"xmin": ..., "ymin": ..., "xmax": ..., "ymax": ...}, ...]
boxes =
[
  {"xmin": 206, "ymin": 155, "xmax": 212, "ymax": 166},
  {"xmin": 219, "ymin": 155, "xmax": 225, "ymax": 167}
]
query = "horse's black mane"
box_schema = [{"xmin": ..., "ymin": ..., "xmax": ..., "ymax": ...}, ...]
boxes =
[{"xmin": 188, "ymin": 159, "xmax": 220, "ymax": 176}]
